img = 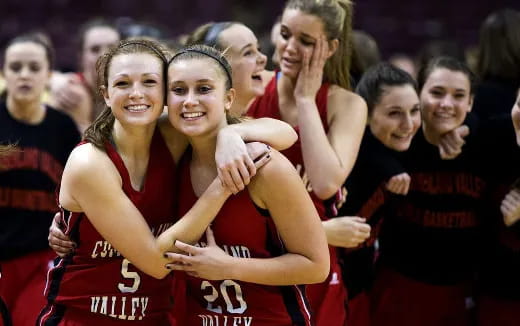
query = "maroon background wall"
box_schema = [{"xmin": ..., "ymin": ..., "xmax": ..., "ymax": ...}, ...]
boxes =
[{"xmin": 0, "ymin": 0, "xmax": 518, "ymax": 70}]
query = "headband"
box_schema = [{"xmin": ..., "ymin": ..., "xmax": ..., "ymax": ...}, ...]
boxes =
[
  {"xmin": 204, "ymin": 22, "xmax": 232, "ymax": 47},
  {"xmin": 168, "ymin": 49, "xmax": 233, "ymax": 88}
]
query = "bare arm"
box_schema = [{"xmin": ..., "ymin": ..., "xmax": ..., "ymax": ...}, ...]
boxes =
[
  {"xmin": 223, "ymin": 118, "xmax": 297, "ymax": 151},
  {"xmin": 298, "ymin": 88, "xmax": 367, "ymax": 199},
  {"xmin": 167, "ymin": 151, "xmax": 329, "ymax": 285},
  {"xmin": 60, "ymin": 144, "xmax": 231, "ymax": 279},
  {"xmin": 291, "ymin": 36, "xmax": 367, "ymax": 200}
]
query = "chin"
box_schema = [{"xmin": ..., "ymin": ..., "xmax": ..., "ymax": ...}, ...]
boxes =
[
  {"xmin": 280, "ymin": 66, "xmax": 298, "ymax": 80},
  {"xmin": 390, "ymin": 142, "xmax": 409, "ymax": 152},
  {"xmin": 252, "ymin": 86, "xmax": 265, "ymax": 97}
]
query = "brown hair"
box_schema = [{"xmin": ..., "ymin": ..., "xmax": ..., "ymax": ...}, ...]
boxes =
[
  {"xmin": 477, "ymin": 9, "xmax": 520, "ymax": 80},
  {"xmin": 285, "ymin": 0, "xmax": 354, "ymax": 90},
  {"xmin": 168, "ymin": 45, "xmax": 243, "ymax": 124},
  {"xmin": 2, "ymin": 32, "xmax": 55, "ymax": 70},
  {"xmin": 83, "ymin": 39, "xmax": 168, "ymax": 149}
]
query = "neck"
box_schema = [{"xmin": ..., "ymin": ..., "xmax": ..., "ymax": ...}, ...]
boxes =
[
  {"xmin": 278, "ymin": 73, "xmax": 297, "ymax": 102},
  {"xmin": 422, "ymin": 124, "xmax": 442, "ymax": 146},
  {"xmin": 231, "ymin": 94, "xmax": 254, "ymax": 117},
  {"xmin": 6, "ymin": 96, "xmax": 46, "ymax": 124},
  {"xmin": 112, "ymin": 121, "xmax": 156, "ymax": 158},
  {"xmin": 189, "ymin": 120, "xmax": 229, "ymax": 172},
  {"xmin": 190, "ymin": 135, "xmax": 218, "ymax": 171},
  {"xmin": 83, "ymin": 70, "xmax": 96, "ymax": 93}
]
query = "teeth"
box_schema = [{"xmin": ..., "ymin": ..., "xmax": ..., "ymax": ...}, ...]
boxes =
[
  {"xmin": 183, "ymin": 112, "xmax": 204, "ymax": 118},
  {"xmin": 126, "ymin": 105, "xmax": 148, "ymax": 112}
]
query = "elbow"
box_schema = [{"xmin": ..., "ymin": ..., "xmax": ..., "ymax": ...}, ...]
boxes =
[
  {"xmin": 148, "ymin": 268, "xmax": 170, "ymax": 280},
  {"xmin": 307, "ymin": 258, "xmax": 330, "ymax": 284},
  {"xmin": 286, "ymin": 129, "xmax": 298, "ymax": 148},
  {"xmin": 303, "ymin": 251, "xmax": 330, "ymax": 284},
  {"xmin": 313, "ymin": 183, "xmax": 341, "ymax": 200}
]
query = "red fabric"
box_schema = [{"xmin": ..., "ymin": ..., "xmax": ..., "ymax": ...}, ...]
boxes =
[
  {"xmin": 305, "ymin": 250, "xmax": 347, "ymax": 326},
  {"xmin": 38, "ymin": 129, "xmax": 177, "ymax": 325},
  {"xmin": 371, "ymin": 267, "xmax": 472, "ymax": 326},
  {"xmin": 0, "ymin": 249, "xmax": 55, "ymax": 326},
  {"xmin": 248, "ymin": 75, "xmax": 347, "ymax": 326},
  {"xmin": 177, "ymin": 152, "xmax": 313, "ymax": 326},
  {"xmin": 346, "ymin": 291, "xmax": 370, "ymax": 326},
  {"xmin": 476, "ymin": 295, "xmax": 520, "ymax": 326}
]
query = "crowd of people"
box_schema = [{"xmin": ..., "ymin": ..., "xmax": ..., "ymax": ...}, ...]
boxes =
[{"xmin": 0, "ymin": 0, "xmax": 519, "ymax": 325}]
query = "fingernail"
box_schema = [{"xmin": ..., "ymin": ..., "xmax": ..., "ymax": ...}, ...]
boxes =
[
  {"xmin": 163, "ymin": 253, "xmax": 169, "ymax": 258},
  {"xmin": 266, "ymin": 154, "xmax": 270, "ymax": 159},
  {"xmin": 166, "ymin": 265, "xmax": 171, "ymax": 270}
]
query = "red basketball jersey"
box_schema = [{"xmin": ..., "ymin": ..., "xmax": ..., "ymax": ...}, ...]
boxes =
[
  {"xmin": 177, "ymin": 151, "xmax": 313, "ymax": 326},
  {"xmin": 38, "ymin": 129, "xmax": 177, "ymax": 326},
  {"xmin": 248, "ymin": 75, "xmax": 347, "ymax": 326}
]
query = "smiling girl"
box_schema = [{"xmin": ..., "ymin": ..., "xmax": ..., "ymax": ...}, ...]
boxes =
[{"xmin": 165, "ymin": 44, "xmax": 329, "ymax": 326}]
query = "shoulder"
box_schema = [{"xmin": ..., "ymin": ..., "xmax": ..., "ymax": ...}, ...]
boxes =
[
  {"xmin": 67, "ymin": 143, "xmax": 113, "ymax": 173},
  {"xmin": 326, "ymin": 85, "xmax": 367, "ymax": 126},
  {"xmin": 248, "ymin": 150, "xmax": 300, "ymax": 206},
  {"xmin": 61, "ymin": 143, "xmax": 121, "ymax": 210},
  {"xmin": 327, "ymin": 85, "xmax": 367, "ymax": 111}
]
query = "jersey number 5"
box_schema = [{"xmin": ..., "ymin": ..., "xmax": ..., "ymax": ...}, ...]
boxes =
[
  {"xmin": 118, "ymin": 259, "xmax": 141, "ymax": 293},
  {"xmin": 202, "ymin": 280, "xmax": 247, "ymax": 314}
]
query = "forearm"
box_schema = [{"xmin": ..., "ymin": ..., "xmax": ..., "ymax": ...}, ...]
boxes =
[
  {"xmin": 228, "ymin": 253, "xmax": 328, "ymax": 285},
  {"xmin": 157, "ymin": 179, "xmax": 230, "ymax": 253},
  {"xmin": 226, "ymin": 118, "xmax": 297, "ymax": 150},
  {"xmin": 297, "ymin": 99, "xmax": 345, "ymax": 199}
]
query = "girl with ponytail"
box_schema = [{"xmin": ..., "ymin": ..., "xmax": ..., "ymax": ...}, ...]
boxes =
[{"xmin": 247, "ymin": 0, "xmax": 368, "ymax": 325}]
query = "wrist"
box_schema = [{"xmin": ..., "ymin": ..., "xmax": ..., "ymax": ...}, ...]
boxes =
[
  {"xmin": 225, "ymin": 256, "xmax": 240, "ymax": 280},
  {"xmin": 296, "ymin": 97, "xmax": 315, "ymax": 106}
]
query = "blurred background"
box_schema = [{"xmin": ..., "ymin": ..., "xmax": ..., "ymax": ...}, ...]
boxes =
[{"xmin": 1, "ymin": 0, "xmax": 519, "ymax": 71}]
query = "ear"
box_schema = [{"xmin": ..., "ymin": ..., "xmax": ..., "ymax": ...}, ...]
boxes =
[
  {"xmin": 100, "ymin": 85, "xmax": 110, "ymax": 107},
  {"xmin": 224, "ymin": 88, "xmax": 236, "ymax": 111},
  {"xmin": 467, "ymin": 95, "xmax": 474, "ymax": 112},
  {"xmin": 326, "ymin": 39, "xmax": 339, "ymax": 59}
]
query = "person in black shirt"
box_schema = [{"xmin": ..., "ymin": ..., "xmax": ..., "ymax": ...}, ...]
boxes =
[
  {"xmin": 371, "ymin": 57, "xmax": 483, "ymax": 326},
  {"xmin": 0, "ymin": 33, "xmax": 80, "ymax": 326},
  {"xmin": 331, "ymin": 63, "xmax": 420, "ymax": 326}
]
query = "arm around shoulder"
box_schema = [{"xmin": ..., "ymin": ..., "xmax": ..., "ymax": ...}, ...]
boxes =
[{"xmin": 230, "ymin": 151, "xmax": 329, "ymax": 285}]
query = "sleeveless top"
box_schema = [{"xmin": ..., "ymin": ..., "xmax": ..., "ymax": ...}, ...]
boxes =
[{"xmin": 38, "ymin": 129, "xmax": 176, "ymax": 325}]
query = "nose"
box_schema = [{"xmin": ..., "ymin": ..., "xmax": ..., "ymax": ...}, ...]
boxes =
[
  {"xmin": 285, "ymin": 37, "xmax": 297, "ymax": 55},
  {"xmin": 257, "ymin": 51, "xmax": 267, "ymax": 66},
  {"xmin": 183, "ymin": 90, "xmax": 198, "ymax": 108},
  {"xmin": 440, "ymin": 95, "xmax": 454, "ymax": 109},
  {"xmin": 19, "ymin": 66, "xmax": 31, "ymax": 78},
  {"xmin": 401, "ymin": 113, "xmax": 414, "ymax": 132},
  {"xmin": 129, "ymin": 84, "xmax": 144, "ymax": 100}
]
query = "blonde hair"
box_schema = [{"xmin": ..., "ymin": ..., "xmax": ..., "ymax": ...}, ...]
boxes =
[{"xmin": 285, "ymin": 0, "xmax": 354, "ymax": 90}]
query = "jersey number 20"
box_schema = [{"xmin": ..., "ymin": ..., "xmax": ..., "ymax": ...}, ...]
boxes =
[{"xmin": 202, "ymin": 280, "xmax": 247, "ymax": 314}]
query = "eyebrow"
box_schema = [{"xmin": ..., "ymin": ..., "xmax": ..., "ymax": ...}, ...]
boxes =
[
  {"xmin": 170, "ymin": 78, "xmax": 216, "ymax": 84},
  {"xmin": 240, "ymin": 43, "xmax": 253, "ymax": 53},
  {"xmin": 281, "ymin": 24, "xmax": 316, "ymax": 41},
  {"xmin": 113, "ymin": 72, "xmax": 161, "ymax": 78}
]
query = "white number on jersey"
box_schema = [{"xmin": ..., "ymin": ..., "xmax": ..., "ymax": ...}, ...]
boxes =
[
  {"xmin": 118, "ymin": 259, "xmax": 141, "ymax": 293},
  {"xmin": 201, "ymin": 280, "xmax": 247, "ymax": 314}
]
